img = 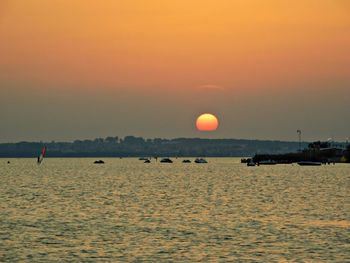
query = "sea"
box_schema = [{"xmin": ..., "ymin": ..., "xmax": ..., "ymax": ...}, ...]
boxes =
[{"xmin": 0, "ymin": 158, "xmax": 349, "ymax": 262}]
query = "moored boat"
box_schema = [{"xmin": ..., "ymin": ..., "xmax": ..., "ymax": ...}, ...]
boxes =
[
  {"xmin": 297, "ymin": 161, "xmax": 322, "ymax": 166},
  {"xmin": 195, "ymin": 158, "xmax": 208, "ymax": 163},
  {"xmin": 258, "ymin": 160, "xmax": 277, "ymax": 165},
  {"xmin": 160, "ymin": 158, "xmax": 173, "ymax": 163}
]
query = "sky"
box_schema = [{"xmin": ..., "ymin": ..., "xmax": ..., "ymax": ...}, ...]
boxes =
[{"xmin": 0, "ymin": 0, "xmax": 349, "ymax": 142}]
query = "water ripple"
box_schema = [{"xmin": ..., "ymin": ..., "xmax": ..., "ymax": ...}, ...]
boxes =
[{"xmin": 0, "ymin": 158, "xmax": 349, "ymax": 262}]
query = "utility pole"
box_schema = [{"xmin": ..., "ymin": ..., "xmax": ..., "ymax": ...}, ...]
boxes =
[{"xmin": 297, "ymin": 130, "xmax": 302, "ymax": 152}]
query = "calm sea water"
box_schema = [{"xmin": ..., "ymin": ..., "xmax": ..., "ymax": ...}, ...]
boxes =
[{"xmin": 0, "ymin": 158, "xmax": 349, "ymax": 262}]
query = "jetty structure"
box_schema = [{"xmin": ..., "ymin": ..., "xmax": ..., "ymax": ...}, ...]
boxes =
[{"xmin": 252, "ymin": 140, "xmax": 350, "ymax": 164}]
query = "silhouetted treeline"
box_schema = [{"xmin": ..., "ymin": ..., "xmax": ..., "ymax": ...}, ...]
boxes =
[{"xmin": 0, "ymin": 136, "xmax": 307, "ymax": 157}]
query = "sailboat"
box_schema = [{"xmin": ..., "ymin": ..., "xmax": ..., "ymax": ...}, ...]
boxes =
[{"xmin": 37, "ymin": 146, "xmax": 46, "ymax": 164}]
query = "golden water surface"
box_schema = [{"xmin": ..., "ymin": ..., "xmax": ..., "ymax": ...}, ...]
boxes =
[{"xmin": 0, "ymin": 158, "xmax": 349, "ymax": 262}]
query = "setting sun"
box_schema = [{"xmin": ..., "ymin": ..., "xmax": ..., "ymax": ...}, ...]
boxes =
[{"xmin": 196, "ymin": 113, "xmax": 219, "ymax": 131}]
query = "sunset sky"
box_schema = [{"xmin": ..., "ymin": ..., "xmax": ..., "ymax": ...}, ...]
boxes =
[{"xmin": 0, "ymin": 0, "xmax": 349, "ymax": 142}]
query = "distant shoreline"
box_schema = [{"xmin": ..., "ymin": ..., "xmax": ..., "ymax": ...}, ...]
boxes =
[{"xmin": 0, "ymin": 137, "xmax": 307, "ymax": 158}]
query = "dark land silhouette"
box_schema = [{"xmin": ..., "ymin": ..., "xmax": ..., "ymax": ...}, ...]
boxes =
[
  {"xmin": 1, "ymin": 136, "xmax": 348, "ymax": 162},
  {"xmin": 254, "ymin": 141, "xmax": 350, "ymax": 163},
  {"xmin": 0, "ymin": 136, "xmax": 307, "ymax": 158}
]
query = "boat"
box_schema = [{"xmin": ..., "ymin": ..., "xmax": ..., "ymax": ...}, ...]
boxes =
[
  {"xmin": 144, "ymin": 159, "xmax": 151, "ymax": 163},
  {"xmin": 241, "ymin": 158, "xmax": 251, "ymax": 163},
  {"xmin": 297, "ymin": 161, "xmax": 322, "ymax": 166},
  {"xmin": 160, "ymin": 158, "xmax": 173, "ymax": 163},
  {"xmin": 258, "ymin": 160, "xmax": 277, "ymax": 165},
  {"xmin": 94, "ymin": 160, "xmax": 105, "ymax": 164},
  {"xmin": 37, "ymin": 146, "xmax": 46, "ymax": 165},
  {"xmin": 247, "ymin": 161, "xmax": 256, "ymax": 166},
  {"xmin": 182, "ymin": 159, "xmax": 191, "ymax": 163},
  {"xmin": 195, "ymin": 158, "xmax": 208, "ymax": 163}
]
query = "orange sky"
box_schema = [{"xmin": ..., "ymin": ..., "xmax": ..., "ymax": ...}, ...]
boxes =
[{"xmin": 0, "ymin": 0, "xmax": 349, "ymax": 141}]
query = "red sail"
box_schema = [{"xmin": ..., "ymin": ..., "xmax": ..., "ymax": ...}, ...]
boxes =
[{"xmin": 41, "ymin": 146, "xmax": 46, "ymax": 157}]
